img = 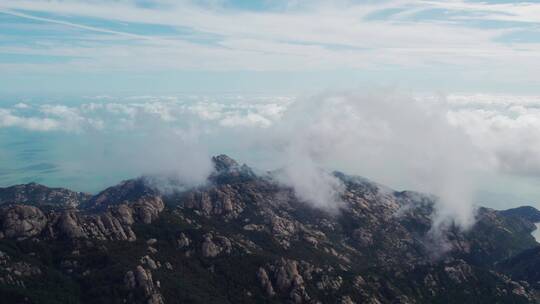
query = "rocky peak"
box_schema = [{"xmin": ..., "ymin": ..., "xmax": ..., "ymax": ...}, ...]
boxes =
[
  {"xmin": 82, "ymin": 178, "xmax": 159, "ymax": 211},
  {"xmin": 124, "ymin": 265, "xmax": 164, "ymax": 304},
  {"xmin": 212, "ymin": 154, "xmax": 239, "ymax": 172},
  {"xmin": 499, "ymin": 206, "xmax": 540, "ymax": 223},
  {"xmin": 210, "ymin": 154, "xmax": 255, "ymax": 183}
]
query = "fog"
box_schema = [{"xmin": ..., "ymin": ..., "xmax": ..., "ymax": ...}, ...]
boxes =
[
  {"xmin": 252, "ymin": 91, "xmax": 484, "ymax": 230},
  {"xmin": 0, "ymin": 90, "xmax": 503, "ymax": 231}
]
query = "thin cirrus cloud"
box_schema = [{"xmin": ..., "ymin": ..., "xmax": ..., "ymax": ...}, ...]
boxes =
[{"xmin": 0, "ymin": 0, "xmax": 540, "ymax": 94}]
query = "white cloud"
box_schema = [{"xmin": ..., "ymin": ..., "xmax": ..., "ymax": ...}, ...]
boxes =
[
  {"xmin": 446, "ymin": 94, "xmax": 540, "ymax": 108},
  {"xmin": 135, "ymin": 102, "xmax": 176, "ymax": 122},
  {"xmin": 40, "ymin": 104, "xmax": 104, "ymax": 131},
  {"xmin": 219, "ymin": 112, "xmax": 273, "ymax": 128},
  {"xmin": 189, "ymin": 102, "xmax": 226, "ymax": 121},
  {"xmin": 262, "ymin": 91, "xmax": 481, "ymax": 229},
  {"xmin": 445, "ymin": 94, "xmax": 540, "ymax": 177},
  {"xmin": 423, "ymin": 0, "xmax": 540, "ymax": 24},
  {"xmin": 0, "ymin": 95, "xmax": 292, "ymax": 132},
  {"xmin": 4, "ymin": 91, "xmax": 540, "ymax": 229},
  {"xmin": 0, "ymin": 108, "xmax": 60, "ymax": 131},
  {"xmin": 1, "ymin": 0, "xmax": 540, "ymax": 78},
  {"xmin": 13, "ymin": 102, "xmax": 30, "ymax": 109}
]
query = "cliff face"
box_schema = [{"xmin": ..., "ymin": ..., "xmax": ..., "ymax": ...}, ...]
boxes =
[{"xmin": 0, "ymin": 155, "xmax": 539, "ymax": 304}]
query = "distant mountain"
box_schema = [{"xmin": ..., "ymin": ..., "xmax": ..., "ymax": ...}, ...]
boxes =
[
  {"xmin": 0, "ymin": 155, "xmax": 539, "ymax": 303},
  {"xmin": 499, "ymin": 206, "xmax": 540, "ymax": 223},
  {"xmin": 0, "ymin": 182, "xmax": 91, "ymax": 208},
  {"xmin": 81, "ymin": 177, "xmax": 159, "ymax": 211}
]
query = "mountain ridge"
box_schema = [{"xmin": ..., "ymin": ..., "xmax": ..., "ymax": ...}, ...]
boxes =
[{"xmin": 0, "ymin": 155, "xmax": 539, "ymax": 303}]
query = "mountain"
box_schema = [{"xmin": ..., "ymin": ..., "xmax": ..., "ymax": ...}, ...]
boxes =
[
  {"xmin": 0, "ymin": 155, "xmax": 539, "ymax": 303},
  {"xmin": 0, "ymin": 183, "xmax": 91, "ymax": 209},
  {"xmin": 499, "ymin": 206, "xmax": 540, "ymax": 223}
]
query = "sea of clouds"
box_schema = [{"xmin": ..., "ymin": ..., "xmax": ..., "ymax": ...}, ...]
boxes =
[{"xmin": 2, "ymin": 91, "xmax": 540, "ymax": 231}]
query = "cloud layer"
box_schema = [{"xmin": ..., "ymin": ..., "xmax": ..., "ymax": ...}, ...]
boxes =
[
  {"xmin": 2, "ymin": 0, "xmax": 540, "ymax": 93},
  {"xmin": 4, "ymin": 91, "xmax": 540, "ymax": 229}
]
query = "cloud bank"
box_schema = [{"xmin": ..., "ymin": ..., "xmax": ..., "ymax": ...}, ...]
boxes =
[
  {"xmin": 259, "ymin": 91, "xmax": 482, "ymax": 229},
  {"xmin": 3, "ymin": 91, "xmax": 540, "ymax": 230}
]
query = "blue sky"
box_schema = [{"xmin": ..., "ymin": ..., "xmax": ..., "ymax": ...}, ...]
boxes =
[{"xmin": 1, "ymin": 0, "xmax": 540, "ymax": 96}]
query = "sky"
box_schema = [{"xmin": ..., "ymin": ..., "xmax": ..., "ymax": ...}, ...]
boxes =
[
  {"xmin": 1, "ymin": 0, "xmax": 540, "ymax": 95},
  {"xmin": 2, "ymin": 0, "xmax": 540, "ymax": 227}
]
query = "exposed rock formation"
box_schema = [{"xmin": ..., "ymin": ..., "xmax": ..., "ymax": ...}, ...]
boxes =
[
  {"xmin": 257, "ymin": 267, "xmax": 275, "ymax": 297},
  {"xmin": 0, "ymin": 205, "xmax": 47, "ymax": 239},
  {"xmin": 182, "ymin": 185, "xmax": 243, "ymax": 218},
  {"xmin": 48, "ymin": 209, "xmax": 137, "ymax": 241},
  {"xmin": 176, "ymin": 232, "xmax": 191, "ymax": 249},
  {"xmin": 130, "ymin": 196, "xmax": 165, "ymax": 224},
  {"xmin": 0, "ymin": 183, "xmax": 163, "ymax": 242},
  {"xmin": 201, "ymin": 233, "xmax": 232, "ymax": 258},
  {"xmin": 124, "ymin": 266, "xmax": 164, "ymax": 304},
  {"xmin": 258, "ymin": 259, "xmax": 311, "ymax": 303}
]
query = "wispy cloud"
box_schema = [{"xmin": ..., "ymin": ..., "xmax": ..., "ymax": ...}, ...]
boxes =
[
  {"xmin": 1, "ymin": 0, "xmax": 539, "ymax": 79},
  {"xmin": 0, "ymin": 9, "xmax": 151, "ymax": 40}
]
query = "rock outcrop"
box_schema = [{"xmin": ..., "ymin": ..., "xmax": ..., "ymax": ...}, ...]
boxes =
[
  {"xmin": 48, "ymin": 209, "xmax": 137, "ymax": 241},
  {"xmin": 201, "ymin": 233, "xmax": 232, "ymax": 258},
  {"xmin": 124, "ymin": 266, "xmax": 164, "ymax": 304},
  {"xmin": 182, "ymin": 185, "xmax": 244, "ymax": 218},
  {"xmin": 0, "ymin": 205, "xmax": 47, "ymax": 239},
  {"xmin": 256, "ymin": 259, "xmax": 313, "ymax": 303},
  {"xmin": 0, "ymin": 181, "xmax": 164, "ymax": 242}
]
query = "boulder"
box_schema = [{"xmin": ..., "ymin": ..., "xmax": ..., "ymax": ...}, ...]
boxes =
[{"xmin": 0, "ymin": 205, "xmax": 47, "ymax": 239}]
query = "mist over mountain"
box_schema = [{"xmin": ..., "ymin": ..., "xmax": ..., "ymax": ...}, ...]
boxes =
[{"xmin": 2, "ymin": 91, "xmax": 534, "ymax": 224}]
